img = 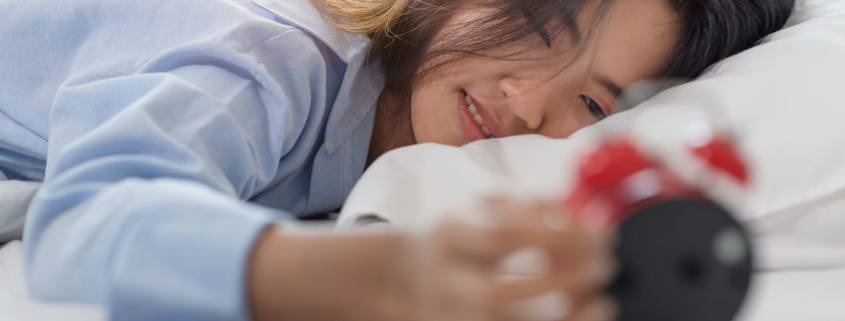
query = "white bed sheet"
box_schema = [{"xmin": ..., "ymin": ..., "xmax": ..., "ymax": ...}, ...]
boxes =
[{"xmin": 0, "ymin": 179, "xmax": 39, "ymax": 243}]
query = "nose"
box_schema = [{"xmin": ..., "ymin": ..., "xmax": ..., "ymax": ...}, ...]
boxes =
[{"xmin": 498, "ymin": 77, "xmax": 560, "ymax": 132}]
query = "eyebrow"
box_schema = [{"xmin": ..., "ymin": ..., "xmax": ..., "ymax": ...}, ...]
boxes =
[{"xmin": 598, "ymin": 75, "xmax": 624, "ymax": 97}]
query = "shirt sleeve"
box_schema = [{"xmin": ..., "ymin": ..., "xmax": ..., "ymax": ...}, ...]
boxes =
[{"xmin": 23, "ymin": 29, "xmax": 329, "ymax": 321}]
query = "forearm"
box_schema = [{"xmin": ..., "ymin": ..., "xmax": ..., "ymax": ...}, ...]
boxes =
[
  {"xmin": 25, "ymin": 179, "xmax": 277, "ymax": 320},
  {"xmin": 247, "ymin": 200, "xmax": 619, "ymax": 321},
  {"xmin": 248, "ymin": 227, "xmax": 411, "ymax": 321}
]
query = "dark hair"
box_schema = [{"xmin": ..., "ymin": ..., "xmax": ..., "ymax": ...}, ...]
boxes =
[
  {"xmin": 312, "ymin": 0, "xmax": 613, "ymax": 98},
  {"xmin": 349, "ymin": 0, "xmax": 795, "ymax": 99},
  {"xmin": 374, "ymin": 0, "xmax": 615, "ymax": 97},
  {"xmin": 660, "ymin": 0, "xmax": 796, "ymax": 78}
]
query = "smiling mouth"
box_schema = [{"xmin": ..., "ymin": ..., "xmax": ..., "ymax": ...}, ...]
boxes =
[{"xmin": 463, "ymin": 92, "xmax": 494, "ymax": 138}]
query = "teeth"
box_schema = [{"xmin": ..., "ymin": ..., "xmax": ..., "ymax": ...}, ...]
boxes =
[
  {"xmin": 480, "ymin": 124, "xmax": 492, "ymax": 136},
  {"xmin": 468, "ymin": 103, "xmax": 478, "ymax": 114},
  {"xmin": 463, "ymin": 93, "xmax": 494, "ymax": 138}
]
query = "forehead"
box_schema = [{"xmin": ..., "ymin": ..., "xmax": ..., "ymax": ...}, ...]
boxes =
[{"xmin": 591, "ymin": 0, "xmax": 681, "ymax": 87}]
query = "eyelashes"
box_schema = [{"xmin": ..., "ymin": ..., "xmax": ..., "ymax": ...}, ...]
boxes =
[{"xmin": 580, "ymin": 95, "xmax": 607, "ymax": 121}]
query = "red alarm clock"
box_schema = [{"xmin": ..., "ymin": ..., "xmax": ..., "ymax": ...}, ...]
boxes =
[{"xmin": 564, "ymin": 123, "xmax": 754, "ymax": 321}]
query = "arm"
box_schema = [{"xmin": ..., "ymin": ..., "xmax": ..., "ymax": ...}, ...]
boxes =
[
  {"xmin": 248, "ymin": 228, "xmax": 407, "ymax": 321},
  {"xmin": 247, "ymin": 199, "xmax": 618, "ymax": 321},
  {"xmin": 25, "ymin": 50, "xmax": 616, "ymax": 321},
  {"xmin": 24, "ymin": 30, "xmax": 323, "ymax": 320}
]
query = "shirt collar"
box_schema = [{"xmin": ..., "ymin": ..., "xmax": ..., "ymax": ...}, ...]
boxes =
[
  {"xmin": 252, "ymin": 0, "xmax": 383, "ymax": 151},
  {"xmin": 251, "ymin": 0, "xmax": 370, "ymax": 64},
  {"xmin": 252, "ymin": 0, "xmax": 386, "ymax": 214}
]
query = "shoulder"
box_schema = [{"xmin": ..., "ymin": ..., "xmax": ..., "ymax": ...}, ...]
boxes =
[{"xmin": 249, "ymin": 0, "xmax": 371, "ymax": 64}]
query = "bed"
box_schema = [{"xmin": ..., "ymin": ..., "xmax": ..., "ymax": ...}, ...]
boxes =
[{"xmin": 1, "ymin": 0, "xmax": 844, "ymax": 320}]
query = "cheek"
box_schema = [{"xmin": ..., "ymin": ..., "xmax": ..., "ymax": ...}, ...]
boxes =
[
  {"xmin": 408, "ymin": 89, "xmax": 430, "ymax": 140},
  {"xmin": 539, "ymin": 116, "xmax": 597, "ymax": 139},
  {"xmin": 408, "ymin": 81, "xmax": 457, "ymax": 143}
]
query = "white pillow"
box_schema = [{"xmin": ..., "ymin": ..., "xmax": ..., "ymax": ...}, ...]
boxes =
[{"xmin": 338, "ymin": 0, "xmax": 845, "ymax": 271}]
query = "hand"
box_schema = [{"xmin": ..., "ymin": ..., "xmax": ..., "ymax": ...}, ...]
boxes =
[
  {"xmin": 248, "ymin": 198, "xmax": 617, "ymax": 321},
  {"xmin": 398, "ymin": 197, "xmax": 618, "ymax": 321}
]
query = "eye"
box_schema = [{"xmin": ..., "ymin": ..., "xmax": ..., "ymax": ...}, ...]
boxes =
[{"xmin": 580, "ymin": 95, "xmax": 607, "ymax": 121}]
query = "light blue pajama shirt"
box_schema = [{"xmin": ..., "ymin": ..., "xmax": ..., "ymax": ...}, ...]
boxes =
[{"xmin": 0, "ymin": 0, "xmax": 384, "ymax": 319}]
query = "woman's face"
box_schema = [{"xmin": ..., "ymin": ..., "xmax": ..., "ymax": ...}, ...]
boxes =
[{"xmin": 409, "ymin": 0, "xmax": 680, "ymax": 146}]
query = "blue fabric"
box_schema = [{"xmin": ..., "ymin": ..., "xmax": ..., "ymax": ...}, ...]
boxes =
[{"xmin": 0, "ymin": 0, "xmax": 383, "ymax": 320}]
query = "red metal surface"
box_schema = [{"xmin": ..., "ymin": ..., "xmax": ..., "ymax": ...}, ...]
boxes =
[
  {"xmin": 689, "ymin": 136, "xmax": 749, "ymax": 185},
  {"xmin": 564, "ymin": 137, "xmax": 729, "ymax": 228}
]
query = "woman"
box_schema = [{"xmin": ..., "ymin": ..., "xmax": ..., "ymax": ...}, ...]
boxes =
[{"xmin": 0, "ymin": 0, "xmax": 792, "ymax": 320}]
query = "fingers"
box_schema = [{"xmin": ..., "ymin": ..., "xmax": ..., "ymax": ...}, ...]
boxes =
[
  {"xmin": 415, "ymin": 196, "xmax": 619, "ymax": 321},
  {"xmin": 436, "ymin": 198, "xmax": 614, "ymax": 264},
  {"xmin": 495, "ymin": 255, "xmax": 616, "ymax": 303},
  {"xmin": 562, "ymin": 297, "xmax": 617, "ymax": 321}
]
